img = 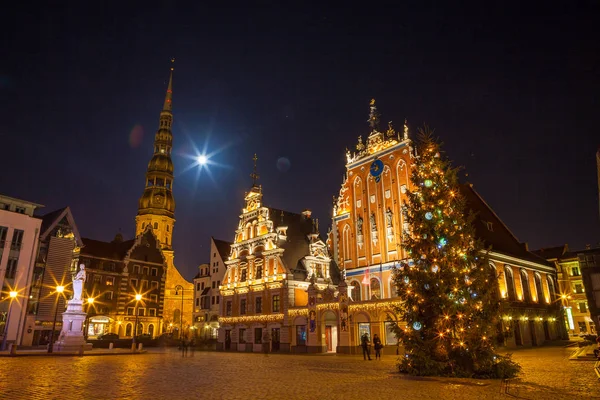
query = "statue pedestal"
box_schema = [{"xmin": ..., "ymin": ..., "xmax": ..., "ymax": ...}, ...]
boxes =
[{"xmin": 53, "ymin": 300, "xmax": 93, "ymax": 352}]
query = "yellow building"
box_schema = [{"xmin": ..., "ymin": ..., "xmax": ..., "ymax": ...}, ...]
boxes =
[{"xmin": 133, "ymin": 64, "xmax": 193, "ymax": 337}]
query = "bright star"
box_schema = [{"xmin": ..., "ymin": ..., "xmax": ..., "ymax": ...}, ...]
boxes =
[{"xmin": 197, "ymin": 155, "xmax": 208, "ymax": 165}]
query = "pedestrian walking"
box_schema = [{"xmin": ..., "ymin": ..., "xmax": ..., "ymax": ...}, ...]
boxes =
[
  {"xmin": 361, "ymin": 333, "xmax": 372, "ymax": 360},
  {"xmin": 373, "ymin": 334, "xmax": 382, "ymax": 360}
]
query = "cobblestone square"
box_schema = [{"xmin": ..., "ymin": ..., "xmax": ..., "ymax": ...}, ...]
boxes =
[{"xmin": 0, "ymin": 346, "xmax": 597, "ymax": 399}]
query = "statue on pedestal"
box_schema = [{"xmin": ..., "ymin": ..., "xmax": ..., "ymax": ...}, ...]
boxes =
[{"xmin": 72, "ymin": 264, "xmax": 86, "ymax": 302}]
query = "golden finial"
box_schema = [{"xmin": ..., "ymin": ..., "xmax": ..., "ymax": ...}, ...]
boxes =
[
  {"xmin": 250, "ymin": 153, "xmax": 260, "ymax": 186},
  {"xmin": 403, "ymin": 118, "xmax": 409, "ymax": 140},
  {"xmin": 370, "ymin": 98, "xmax": 375, "ymax": 106},
  {"xmin": 170, "ymin": 57, "xmax": 175, "ymax": 71},
  {"xmin": 368, "ymin": 98, "xmax": 380, "ymax": 130}
]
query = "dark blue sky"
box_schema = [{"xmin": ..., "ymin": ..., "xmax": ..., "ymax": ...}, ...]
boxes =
[{"xmin": 1, "ymin": 2, "xmax": 599, "ymax": 280}]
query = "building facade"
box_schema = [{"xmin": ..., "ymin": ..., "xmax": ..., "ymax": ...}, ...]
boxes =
[
  {"xmin": 133, "ymin": 64, "xmax": 193, "ymax": 334},
  {"xmin": 22, "ymin": 207, "xmax": 82, "ymax": 346},
  {"xmin": 78, "ymin": 228, "xmax": 167, "ymax": 338},
  {"xmin": 0, "ymin": 195, "xmax": 43, "ymax": 348},
  {"xmin": 578, "ymin": 246, "xmax": 600, "ymax": 334},
  {"xmin": 217, "ymin": 160, "xmax": 337, "ymax": 353}
]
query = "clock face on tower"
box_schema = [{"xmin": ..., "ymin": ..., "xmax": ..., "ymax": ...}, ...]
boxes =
[
  {"xmin": 370, "ymin": 159, "xmax": 384, "ymax": 183},
  {"xmin": 154, "ymin": 194, "xmax": 165, "ymax": 205}
]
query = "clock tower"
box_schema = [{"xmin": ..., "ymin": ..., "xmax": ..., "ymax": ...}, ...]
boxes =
[{"xmin": 135, "ymin": 63, "xmax": 176, "ymax": 268}]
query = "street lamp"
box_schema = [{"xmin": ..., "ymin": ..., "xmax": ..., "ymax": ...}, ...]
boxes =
[
  {"xmin": 85, "ymin": 298, "xmax": 94, "ymax": 340},
  {"xmin": 1, "ymin": 291, "xmax": 18, "ymax": 351},
  {"xmin": 175, "ymin": 285, "xmax": 184, "ymax": 339},
  {"xmin": 132, "ymin": 294, "xmax": 142, "ymax": 348},
  {"xmin": 48, "ymin": 285, "xmax": 65, "ymax": 354}
]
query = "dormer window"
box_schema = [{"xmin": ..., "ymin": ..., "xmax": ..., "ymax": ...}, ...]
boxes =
[{"xmin": 485, "ymin": 221, "xmax": 494, "ymax": 232}]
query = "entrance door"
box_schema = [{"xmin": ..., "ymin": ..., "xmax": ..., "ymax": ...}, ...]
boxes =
[
  {"xmin": 225, "ymin": 329, "xmax": 231, "ymax": 350},
  {"xmin": 512, "ymin": 320, "xmax": 522, "ymax": 346},
  {"xmin": 271, "ymin": 328, "xmax": 280, "ymax": 352},
  {"xmin": 543, "ymin": 321, "xmax": 550, "ymax": 340},
  {"xmin": 529, "ymin": 320, "xmax": 537, "ymax": 346},
  {"xmin": 325, "ymin": 326, "xmax": 332, "ymax": 352}
]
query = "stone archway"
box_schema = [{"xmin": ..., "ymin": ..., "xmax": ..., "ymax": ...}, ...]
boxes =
[{"xmin": 322, "ymin": 310, "xmax": 338, "ymax": 352}]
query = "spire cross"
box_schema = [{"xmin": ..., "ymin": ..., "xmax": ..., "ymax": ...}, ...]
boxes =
[{"xmin": 250, "ymin": 153, "xmax": 260, "ymax": 186}]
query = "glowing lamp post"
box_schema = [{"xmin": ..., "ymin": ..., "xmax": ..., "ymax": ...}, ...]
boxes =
[
  {"xmin": 85, "ymin": 298, "xmax": 95, "ymax": 339},
  {"xmin": 48, "ymin": 285, "xmax": 65, "ymax": 353},
  {"xmin": 1, "ymin": 291, "xmax": 18, "ymax": 351},
  {"xmin": 175, "ymin": 285, "xmax": 184, "ymax": 339},
  {"xmin": 132, "ymin": 294, "xmax": 142, "ymax": 348}
]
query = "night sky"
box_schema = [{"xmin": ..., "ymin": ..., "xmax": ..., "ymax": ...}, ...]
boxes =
[{"xmin": 1, "ymin": 2, "xmax": 598, "ymax": 280}]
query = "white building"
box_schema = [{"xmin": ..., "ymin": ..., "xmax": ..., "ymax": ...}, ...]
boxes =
[
  {"xmin": 192, "ymin": 237, "xmax": 230, "ymax": 341},
  {"xmin": 0, "ymin": 195, "xmax": 43, "ymax": 348}
]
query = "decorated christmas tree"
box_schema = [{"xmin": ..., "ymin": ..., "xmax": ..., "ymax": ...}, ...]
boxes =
[{"xmin": 393, "ymin": 128, "xmax": 520, "ymax": 378}]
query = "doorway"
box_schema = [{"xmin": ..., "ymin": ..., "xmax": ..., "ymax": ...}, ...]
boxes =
[
  {"xmin": 543, "ymin": 321, "xmax": 550, "ymax": 340},
  {"xmin": 325, "ymin": 326, "xmax": 332, "ymax": 352},
  {"xmin": 512, "ymin": 320, "xmax": 522, "ymax": 346},
  {"xmin": 225, "ymin": 329, "xmax": 231, "ymax": 350},
  {"xmin": 271, "ymin": 328, "xmax": 280, "ymax": 352},
  {"xmin": 529, "ymin": 320, "xmax": 537, "ymax": 346},
  {"xmin": 323, "ymin": 311, "xmax": 338, "ymax": 352}
]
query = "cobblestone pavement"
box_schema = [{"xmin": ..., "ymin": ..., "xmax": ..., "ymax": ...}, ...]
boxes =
[{"xmin": 0, "ymin": 346, "xmax": 598, "ymax": 399}]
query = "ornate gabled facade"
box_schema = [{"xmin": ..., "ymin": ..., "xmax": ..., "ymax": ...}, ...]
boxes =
[
  {"xmin": 217, "ymin": 156, "xmax": 338, "ymax": 353},
  {"xmin": 133, "ymin": 63, "xmax": 193, "ymax": 337}
]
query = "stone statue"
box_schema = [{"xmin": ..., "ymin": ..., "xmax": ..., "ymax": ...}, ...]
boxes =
[
  {"xmin": 370, "ymin": 213, "xmax": 377, "ymax": 231},
  {"xmin": 357, "ymin": 216, "xmax": 363, "ymax": 235},
  {"xmin": 386, "ymin": 208, "xmax": 393, "ymax": 227},
  {"xmin": 72, "ymin": 264, "xmax": 86, "ymax": 302}
]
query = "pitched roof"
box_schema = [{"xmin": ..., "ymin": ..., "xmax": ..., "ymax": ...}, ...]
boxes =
[
  {"xmin": 40, "ymin": 207, "xmax": 67, "ymax": 234},
  {"xmin": 531, "ymin": 245, "xmax": 568, "ymax": 261},
  {"xmin": 460, "ymin": 184, "xmax": 551, "ymax": 267},
  {"xmin": 39, "ymin": 206, "xmax": 83, "ymax": 246},
  {"xmin": 80, "ymin": 237, "xmax": 135, "ymax": 260},
  {"xmin": 212, "ymin": 237, "xmax": 232, "ymax": 260}
]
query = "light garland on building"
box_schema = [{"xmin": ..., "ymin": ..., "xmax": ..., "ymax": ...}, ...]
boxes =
[
  {"xmin": 349, "ymin": 300, "xmax": 403, "ymax": 313},
  {"xmin": 219, "ymin": 313, "xmax": 285, "ymax": 325},
  {"xmin": 317, "ymin": 303, "xmax": 339, "ymax": 311},
  {"xmin": 287, "ymin": 309, "xmax": 309, "ymax": 317}
]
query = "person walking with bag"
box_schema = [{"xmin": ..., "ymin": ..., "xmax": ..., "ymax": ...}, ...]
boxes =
[{"xmin": 361, "ymin": 333, "xmax": 372, "ymax": 360}]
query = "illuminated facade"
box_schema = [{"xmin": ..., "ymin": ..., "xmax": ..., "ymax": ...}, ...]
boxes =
[
  {"xmin": 78, "ymin": 229, "xmax": 167, "ymax": 338},
  {"xmin": 218, "ymin": 157, "xmax": 337, "ymax": 352},
  {"xmin": 134, "ymin": 64, "xmax": 193, "ymax": 334},
  {"xmin": 0, "ymin": 195, "xmax": 44, "ymax": 348}
]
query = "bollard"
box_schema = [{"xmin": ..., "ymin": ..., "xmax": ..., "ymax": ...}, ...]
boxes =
[
  {"xmin": 78, "ymin": 345, "xmax": 84, "ymax": 357},
  {"xmin": 9, "ymin": 344, "xmax": 17, "ymax": 356},
  {"xmin": 138, "ymin": 343, "xmax": 143, "ymax": 351},
  {"xmin": 109, "ymin": 342, "xmax": 114, "ymax": 350}
]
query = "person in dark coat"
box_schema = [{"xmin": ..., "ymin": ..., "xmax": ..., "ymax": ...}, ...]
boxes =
[
  {"xmin": 361, "ymin": 333, "xmax": 372, "ymax": 360},
  {"xmin": 373, "ymin": 334, "xmax": 382, "ymax": 360}
]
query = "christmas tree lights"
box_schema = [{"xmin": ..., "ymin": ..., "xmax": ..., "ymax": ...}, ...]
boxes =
[{"xmin": 392, "ymin": 128, "xmax": 520, "ymax": 378}]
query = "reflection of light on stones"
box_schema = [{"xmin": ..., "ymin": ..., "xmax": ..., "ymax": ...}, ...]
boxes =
[{"xmin": 129, "ymin": 124, "xmax": 144, "ymax": 148}]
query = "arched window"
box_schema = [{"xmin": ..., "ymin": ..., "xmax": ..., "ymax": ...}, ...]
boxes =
[
  {"xmin": 125, "ymin": 323, "xmax": 132, "ymax": 337},
  {"xmin": 520, "ymin": 270, "xmax": 531, "ymax": 302},
  {"xmin": 534, "ymin": 273, "xmax": 544, "ymax": 303},
  {"xmin": 504, "ymin": 266, "xmax": 516, "ymax": 301},
  {"xmin": 489, "ymin": 262, "xmax": 500, "ymax": 299},
  {"xmin": 547, "ymin": 276, "xmax": 557, "ymax": 303},
  {"xmin": 136, "ymin": 323, "xmax": 143, "ymax": 336},
  {"xmin": 370, "ymin": 278, "xmax": 381, "ymax": 299},
  {"xmin": 350, "ymin": 281, "xmax": 361, "ymax": 301},
  {"xmin": 153, "ymin": 222, "xmax": 158, "ymax": 229},
  {"xmin": 343, "ymin": 225, "xmax": 351, "ymax": 261},
  {"xmin": 148, "ymin": 324, "xmax": 154, "ymax": 337},
  {"xmin": 388, "ymin": 277, "xmax": 397, "ymax": 298}
]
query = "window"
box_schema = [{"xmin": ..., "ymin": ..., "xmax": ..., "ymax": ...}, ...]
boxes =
[
  {"xmin": 504, "ymin": 267, "xmax": 516, "ymax": 301},
  {"xmin": 254, "ymin": 328, "xmax": 262, "ymax": 344},
  {"xmin": 211, "ymin": 296, "xmax": 215, "ymax": 305},
  {"xmin": 255, "ymin": 263, "xmax": 263, "ymax": 279},
  {"xmin": 255, "ymin": 297, "xmax": 262, "ymax": 313},
  {"xmin": 201, "ymin": 282, "xmax": 205, "ymax": 290},
  {"xmin": 142, "ymin": 280, "xmax": 148, "ymax": 290},
  {"xmin": 106, "ymin": 277, "xmax": 115, "ymax": 286},
  {"xmin": 143, "ymin": 267, "xmax": 149, "ymax": 275},
  {"xmin": 11, "ymin": 229, "xmax": 24, "ymax": 250},
  {"xmin": 195, "ymin": 298, "xmax": 199, "ymax": 307},
  {"xmin": 272, "ymin": 295, "xmax": 280, "ymax": 313},
  {"xmin": 127, "ymin": 307, "xmax": 135, "ymax": 316},
  {"xmin": 147, "ymin": 179, "xmax": 154, "ymax": 187},
  {"xmin": 153, "ymin": 222, "xmax": 158, "ymax": 229},
  {"xmin": 151, "ymin": 281, "xmax": 159, "ymax": 290},
  {"xmin": 370, "ymin": 278, "xmax": 381, "ymax": 299},
  {"xmin": 150, "ymin": 294, "xmax": 158, "ymax": 303},
  {"xmin": 534, "ymin": 273, "xmax": 544, "ymax": 303},
  {"xmin": 212, "ymin": 281, "xmax": 216, "ymax": 289},
  {"xmin": 104, "ymin": 292, "xmax": 113, "ymax": 300},
  {"xmin": 240, "ymin": 299, "xmax": 246, "ymax": 315},
  {"xmin": 6, "ymin": 257, "xmax": 18, "ymax": 279},
  {"xmin": 241, "ymin": 268, "xmax": 247, "ymax": 282},
  {"xmin": 138, "ymin": 308, "xmax": 146, "ymax": 316},
  {"xmin": 149, "ymin": 309, "xmax": 156, "ymax": 317},
  {"xmin": 216, "ymin": 296, "xmax": 220, "ymax": 304},
  {"xmin": 296, "ymin": 325, "xmax": 306, "ymax": 345},
  {"xmin": 197, "ymin": 283, "xmax": 201, "ymax": 291},
  {"xmin": 93, "ymin": 275, "xmax": 101, "ymax": 283},
  {"xmin": 213, "ymin": 253, "xmax": 216, "ymax": 257},
  {"xmin": 151, "ymin": 268, "xmax": 157, "ymax": 277},
  {"xmin": 547, "ymin": 276, "xmax": 557, "ymax": 302},
  {"xmin": 574, "ymin": 284, "xmax": 584, "ymax": 294},
  {"xmin": 226, "ymin": 301, "xmax": 232, "ymax": 316},
  {"xmin": 578, "ymin": 321, "xmax": 588, "ymax": 333},
  {"xmin": 130, "ymin": 278, "xmax": 138, "ymax": 288},
  {"xmin": 579, "ymin": 302, "xmax": 588, "ymax": 313},
  {"xmin": 239, "ymin": 328, "xmax": 246, "ymax": 344},
  {"xmin": 126, "ymin": 323, "xmax": 132, "ymax": 336},
  {"xmin": 520, "ymin": 270, "xmax": 531, "ymax": 302},
  {"xmin": 0, "ymin": 226, "xmax": 7, "ymax": 247},
  {"xmin": 217, "ymin": 281, "xmax": 220, "ymax": 287},
  {"xmin": 133, "ymin": 265, "xmax": 140, "ymax": 274},
  {"xmin": 15, "ymin": 206, "xmax": 25, "ymax": 214},
  {"xmin": 572, "ymin": 266, "xmax": 581, "ymax": 277}
]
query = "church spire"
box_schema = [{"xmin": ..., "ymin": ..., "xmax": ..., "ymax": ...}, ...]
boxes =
[
  {"xmin": 163, "ymin": 58, "xmax": 174, "ymax": 112},
  {"xmin": 250, "ymin": 153, "xmax": 260, "ymax": 187}
]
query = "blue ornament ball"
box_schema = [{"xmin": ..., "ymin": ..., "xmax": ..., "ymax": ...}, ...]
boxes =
[
  {"xmin": 412, "ymin": 321, "xmax": 422, "ymax": 331},
  {"xmin": 425, "ymin": 212, "xmax": 433, "ymax": 220}
]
